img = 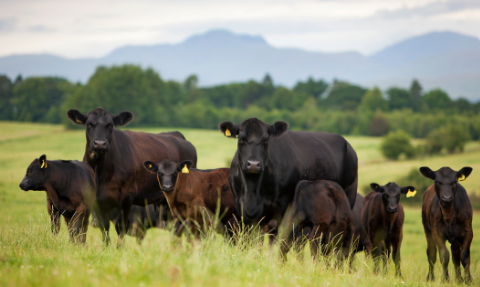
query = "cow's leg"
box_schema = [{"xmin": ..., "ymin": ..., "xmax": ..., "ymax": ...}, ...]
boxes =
[
  {"xmin": 93, "ymin": 204, "xmax": 110, "ymax": 245},
  {"xmin": 383, "ymin": 241, "xmax": 391, "ymax": 276},
  {"xmin": 460, "ymin": 232, "xmax": 473, "ymax": 283},
  {"xmin": 70, "ymin": 207, "xmax": 89, "ymax": 244},
  {"xmin": 425, "ymin": 231, "xmax": 437, "ymax": 281},
  {"xmin": 47, "ymin": 198, "xmax": 61, "ymax": 235},
  {"xmin": 451, "ymin": 241, "xmax": 462, "ymax": 283},
  {"xmin": 372, "ymin": 239, "xmax": 382, "ymax": 275},
  {"xmin": 342, "ymin": 226, "xmax": 354, "ymax": 271},
  {"xmin": 80, "ymin": 209, "xmax": 90, "ymax": 244},
  {"xmin": 115, "ymin": 195, "xmax": 133, "ymax": 246},
  {"xmin": 391, "ymin": 234, "xmax": 402, "ymax": 277},
  {"xmin": 434, "ymin": 235, "xmax": 450, "ymax": 281}
]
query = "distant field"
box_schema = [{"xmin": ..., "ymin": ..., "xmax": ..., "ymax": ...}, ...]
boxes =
[{"xmin": 0, "ymin": 122, "xmax": 479, "ymax": 286}]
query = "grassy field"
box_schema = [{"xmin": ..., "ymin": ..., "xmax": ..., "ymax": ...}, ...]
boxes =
[{"xmin": 0, "ymin": 121, "xmax": 479, "ymax": 286}]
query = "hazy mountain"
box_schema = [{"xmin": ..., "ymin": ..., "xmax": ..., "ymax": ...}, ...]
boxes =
[
  {"xmin": 369, "ymin": 31, "xmax": 480, "ymax": 67},
  {"xmin": 0, "ymin": 29, "xmax": 479, "ymax": 99}
]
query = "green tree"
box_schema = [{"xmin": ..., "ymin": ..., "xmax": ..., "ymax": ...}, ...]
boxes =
[
  {"xmin": 369, "ymin": 113, "xmax": 390, "ymax": 136},
  {"xmin": 359, "ymin": 87, "xmax": 387, "ymax": 112},
  {"xmin": 11, "ymin": 77, "xmax": 75, "ymax": 123},
  {"xmin": 380, "ymin": 130, "xmax": 415, "ymax": 160},
  {"xmin": 0, "ymin": 75, "xmax": 13, "ymax": 120},
  {"xmin": 409, "ymin": 79, "xmax": 422, "ymax": 111},
  {"xmin": 322, "ymin": 81, "xmax": 366, "ymax": 110},
  {"xmin": 425, "ymin": 129, "xmax": 445, "ymax": 154},
  {"xmin": 293, "ymin": 77, "xmax": 328, "ymax": 98},
  {"xmin": 443, "ymin": 125, "xmax": 470, "ymax": 153},
  {"xmin": 62, "ymin": 65, "xmax": 164, "ymax": 126},
  {"xmin": 386, "ymin": 87, "xmax": 413, "ymax": 110},
  {"xmin": 423, "ymin": 89, "xmax": 452, "ymax": 111}
]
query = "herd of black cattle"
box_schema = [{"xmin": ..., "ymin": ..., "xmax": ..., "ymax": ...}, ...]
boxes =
[{"xmin": 18, "ymin": 107, "xmax": 474, "ymax": 282}]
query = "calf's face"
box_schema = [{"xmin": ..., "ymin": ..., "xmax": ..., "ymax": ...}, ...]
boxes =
[
  {"xmin": 218, "ymin": 118, "xmax": 288, "ymax": 174},
  {"xmin": 66, "ymin": 108, "xmax": 133, "ymax": 155},
  {"xmin": 19, "ymin": 154, "xmax": 48, "ymax": 191},
  {"xmin": 420, "ymin": 166, "xmax": 472, "ymax": 208},
  {"xmin": 370, "ymin": 182, "xmax": 415, "ymax": 214},
  {"xmin": 144, "ymin": 160, "xmax": 193, "ymax": 193}
]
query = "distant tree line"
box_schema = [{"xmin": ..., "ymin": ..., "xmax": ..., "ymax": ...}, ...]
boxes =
[{"xmin": 1, "ymin": 64, "xmax": 479, "ymax": 141}]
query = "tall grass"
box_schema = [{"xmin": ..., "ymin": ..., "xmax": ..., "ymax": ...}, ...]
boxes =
[{"xmin": 1, "ymin": 122, "xmax": 480, "ymax": 286}]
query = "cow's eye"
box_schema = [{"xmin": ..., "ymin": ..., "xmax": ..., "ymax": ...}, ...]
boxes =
[
  {"xmin": 106, "ymin": 124, "xmax": 113, "ymax": 129},
  {"xmin": 87, "ymin": 124, "xmax": 93, "ymax": 129}
]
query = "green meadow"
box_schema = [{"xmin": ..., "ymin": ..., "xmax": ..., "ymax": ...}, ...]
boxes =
[{"xmin": 0, "ymin": 121, "xmax": 479, "ymax": 286}]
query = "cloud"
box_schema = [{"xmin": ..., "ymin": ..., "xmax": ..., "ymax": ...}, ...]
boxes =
[
  {"xmin": 28, "ymin": 25, "xmax": 55, "ymax": 33},
  {"xmin": 0, "ymin": 18, "xmax": 16, "ymax": 33},
  {"xmin": 375, "ymin": 0, "xmax": 480, "ymax": 19}
]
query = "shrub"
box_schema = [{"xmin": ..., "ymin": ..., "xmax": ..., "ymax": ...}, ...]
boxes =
[
  {"xmin": 425, "ymin": 125, "xmax": 470, "ymax": 155},
  {"xmin": 369, "ymin": 114, "xmax": 390, "ymax": 136},
  {"xmin": 380, "ymin": 130, "xmax": 415, "ymax": 160},
  {"xmin": 443, "ymin": 125, "xmax": 470, "ymax": 153},
  {"xmin": 425, "ymin": 129, "xmax": 445, "ymax": 155}
]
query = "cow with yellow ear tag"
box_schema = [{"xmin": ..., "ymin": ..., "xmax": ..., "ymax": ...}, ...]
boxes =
[
  {"xmin": 143, "ymin": 159, "xmax": 238, "ymax": 235},
  {"xmin": 420, "ymin": 166, "xmax": 474, "ymax": 283},
  {"xmin": 19, "ymin": 154, "xmax": 96, "ymax": 244}
]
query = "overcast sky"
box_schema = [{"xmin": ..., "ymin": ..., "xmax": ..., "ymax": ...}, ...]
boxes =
[{"xmin": 0, "ymin": 0, "xmax": 479, "ymax": 58}]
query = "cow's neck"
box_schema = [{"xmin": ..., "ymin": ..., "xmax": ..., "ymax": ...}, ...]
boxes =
[
  {"xmin": 43, "ymin": 165, "xmax": 62, "ymax": 206},
  {"xmin": 164, "ymin": 173, "xmax": 188, "ymax": 217},
  {"xmin": 439, "ymin": 201, "xmax": 456, "ymax": 228},
  {"xmin": 381, "ymin": 203, "xmax": 397, "ymax": 234},
  {"xmin": 85, "ymin": 134, "xmax": 119, "ymax": 180}
]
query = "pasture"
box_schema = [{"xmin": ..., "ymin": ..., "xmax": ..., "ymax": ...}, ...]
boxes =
[{"xmin": 0, "ymin": 121, "xmax": 479, "ymax": 286}]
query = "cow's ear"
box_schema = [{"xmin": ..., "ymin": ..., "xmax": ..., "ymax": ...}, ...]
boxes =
[
  {"xmin": 67, "ymin": 109, "xmax": 86, "ymax": 125},
  {"xmin": 268, "ymin": 121, "xmax": 289, "ymax": 137},
  {"xmin": 177, "ymin": 160, "xmax": 193, "ymax": 173},
  {"xmin": 419, "ymin": 167, "xmax": 435, "ymax": 180},
  {"xmin": 39, "ymin": 154, "xmax": 47, "ymax": 169},
  {"xmin": 457, "ymin": 167, "xmax": 473, "ymax": 181},
  {"xmin": 219, "ymin": 121, "xmax": 237, "ymax": 138},
  {"xmin": 401, "ymin": 186, "xmax": 416, "ymax": 197},
  {"xmin": 143, "ymin": 161, "xmax": 158, "ymax": 174},
  {"xmin": 114, "ymin": 111, "xmax": 134, "ymax": 126},
  {"xmin": 370, "ymin": 183, "xmax": 384, "ymax": 193}
]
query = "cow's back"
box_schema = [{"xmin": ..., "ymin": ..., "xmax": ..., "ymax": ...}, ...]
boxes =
[
  {"xmin": 269, "ymin": 131, "xmax": 355, "ymax": 180},
  {"xmin": 181, "ymin": 168, "xmax": 235, "ymax": 221}
]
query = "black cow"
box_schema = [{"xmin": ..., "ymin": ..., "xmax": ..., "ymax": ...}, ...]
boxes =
[
  {"xmin": 67, "ymin": 107, "xmax": 197, "ymax": 244},
  {"xmin": 362, "ymin": 182, "xmax": 415, "ymax": 276},
  {"xmin": 19, "ymin": 154, "xmax": 96, "ymax": 244},
  {"xmin": 420, "ymin": 166, "xmax": 473, "ymax": 283},
  {"xmin": 283, "ymin": 180, "xmax": 354, "ymax": 263},
  {"xmin": 218, "ymin": 118, "xmax": 358, "ymax": 227}
]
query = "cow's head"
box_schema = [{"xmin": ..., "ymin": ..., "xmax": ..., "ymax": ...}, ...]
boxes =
[
  {"xmin": 67, "ymin": 108, "xmax": 133, "ymax": 157},
  {"xmin": 370, "ymin": 182, "xmax": 415, "ymax": 214},
  {"xmin": 218, "ymin": 118, "xmax": 288, "ymax": 174},
  {"xmin": 143, "ymin": 159, "xmax": 193, "ymax": 193},
  {"xmin": 420, "ymin": 166, "xmax": 472, "ymax": 208},
  {"xmin": 19, "ymin": 154, "xmax": 49, "ymax": 191}
]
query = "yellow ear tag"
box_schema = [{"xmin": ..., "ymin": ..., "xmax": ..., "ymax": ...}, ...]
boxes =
[
  {"xmin": 406, "ymin": 189, "xmax": 417, "ymax": 198},
  {"xmin": 41, "ymin": 161, "xmax": 47, "ymax": 169},
  {"xmin": 148, "ymin": 164, "xmax": 152, "ymax": 169},
  {"xmin": 76, "ymin": 119, "xmax": 82, "ymax": 123},
  {"xmin": 458, "ymin": 174, "xmax": 466, "ymax": 181},
  {"xmin": 225, "ymin": 128, "xmax": 231, "ymax": 136},
  {"xmin": 182, "ymin": 164, "xmax": 189, "ymax": 174}
]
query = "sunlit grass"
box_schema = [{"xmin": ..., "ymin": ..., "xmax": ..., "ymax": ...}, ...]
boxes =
[{"xmin": 1, "ymin": 122, "xmax": 480, "ymax": 286}]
